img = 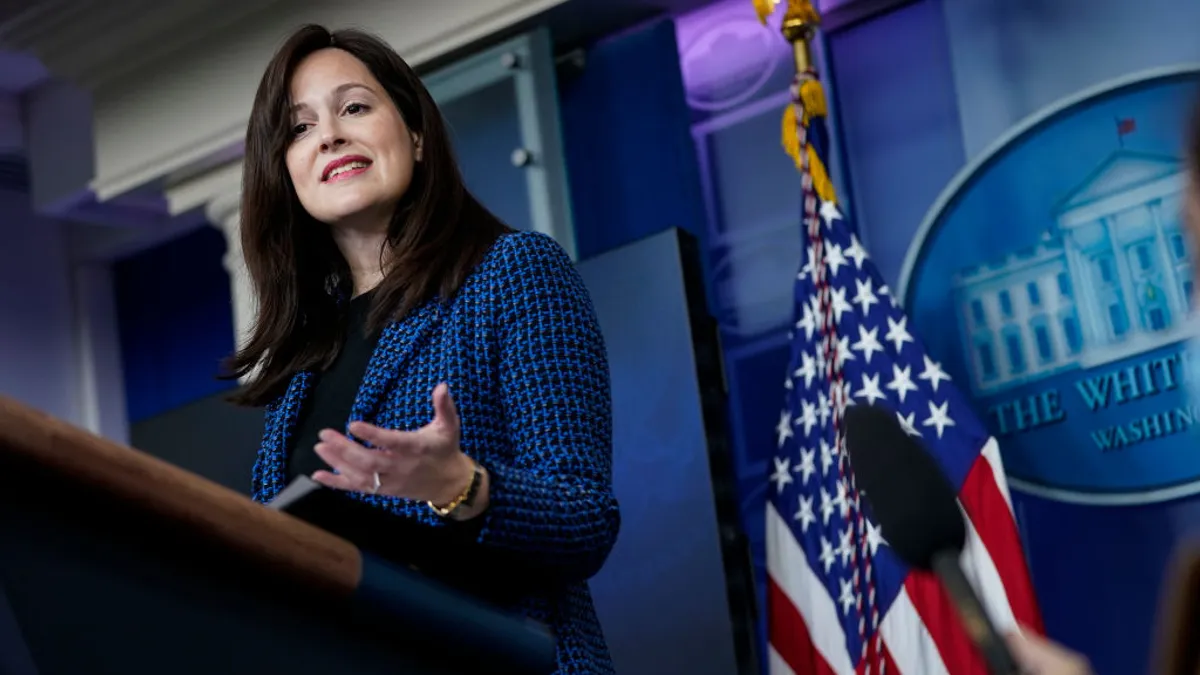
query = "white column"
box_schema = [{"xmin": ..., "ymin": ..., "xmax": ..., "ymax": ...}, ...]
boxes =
[
  {"xmin": 1148, "ymin": 199, "xmax": 1186, "ymax": 318},
  {"xmin": 1063, "ymin": 231, "xmax": 1104, "ymax": 347},
  {"xmin": 71, "ymin": 262, "xmax": 129, "ymax": 444},
  {"xmin": 1103, "ymin": 215, "xmax": 1139, "ymax": 336}
]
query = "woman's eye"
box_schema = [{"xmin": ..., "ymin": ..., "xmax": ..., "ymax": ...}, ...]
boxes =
[
  {"xmin": 291, "ymin": 123, "xmax": 310, "ymax": 136},
  {"xmin": 345, "ymin": 103, "xmax": 368, "ymax": 115}
]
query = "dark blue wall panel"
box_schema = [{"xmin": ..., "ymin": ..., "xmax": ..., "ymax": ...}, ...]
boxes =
[
  {"xmin": 114, "ymin": 225, "xmax": 235, "ymax": 423},
  {"xmin": 560, "ymin": 19, "xmax": 710, "ymax": 268},
  {"xmin": 582, "ymin": 228, "xmax": 751, "ymax": 675}
]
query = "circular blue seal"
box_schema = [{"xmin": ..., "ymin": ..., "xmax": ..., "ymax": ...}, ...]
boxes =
[{"xmin": 899, "ymin": 66, "xmax": 1200, "ymax": 505}]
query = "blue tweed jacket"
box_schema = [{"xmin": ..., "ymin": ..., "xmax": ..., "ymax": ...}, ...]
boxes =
[{"xmin": 250, "ymin": 231, "xmax": 620, "ymax": 674}]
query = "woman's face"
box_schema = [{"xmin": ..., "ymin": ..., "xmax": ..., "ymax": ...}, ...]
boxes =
[{"xmin": 285, "ymin": 48, "xmax": 419, "ymax": 231}]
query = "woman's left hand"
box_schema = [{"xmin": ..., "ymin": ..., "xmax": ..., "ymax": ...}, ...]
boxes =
[{"xmin": 311, "ymin": 383, "xmax": 474, "ymax": 505}]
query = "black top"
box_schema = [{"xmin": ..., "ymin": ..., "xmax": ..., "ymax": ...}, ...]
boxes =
[
  {"xmin": 288, "ymin": 290, "xmax": 381, "ymax": 480},
  {"xmin": 282, "ymin": 288, "xmax": 509, "ymax": 601}
]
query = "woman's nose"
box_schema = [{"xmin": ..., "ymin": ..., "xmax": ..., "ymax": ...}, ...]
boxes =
[{"xmin": 320, "ymin": 135, "xmax": 348, "ymax": 152}]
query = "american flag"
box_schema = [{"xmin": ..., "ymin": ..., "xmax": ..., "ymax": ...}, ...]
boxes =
[{"xmin": 765, "ymin": 66, "xmax": 1044, "ymax": 674}]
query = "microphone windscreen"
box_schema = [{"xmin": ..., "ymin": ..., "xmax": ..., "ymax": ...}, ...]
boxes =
[{"xmin": 843, "ymin": 404, "xmax": 965, "ymax": 570}]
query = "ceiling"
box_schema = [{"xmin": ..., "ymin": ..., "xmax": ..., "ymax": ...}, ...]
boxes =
[
  {"xmin": 421, "ymin": 0, "xmax": 722, "ymax": 71},
  {"xmin": 547, "ymin": 0, "xmax": 724, "ymax": 46},
  {"xmin": 0, "ymin": 0, "xmax": 64, "ymax": 94},
  {"xmin": 0, "ymin": 0, "xmax": 724, "ymax": 93},
  {"xmin": 0, "ymin": 0, "xmax": 28, "ymax": 27}
]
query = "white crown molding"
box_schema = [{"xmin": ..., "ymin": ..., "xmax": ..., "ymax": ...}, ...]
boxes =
[
  {"xmin": 3, "ymin": 0, "xmax": 568, "ymax": 93},
  {"xmin": 57, "ymin": 0, "xmax": 567, "ymax": 206},
  {"xmin": 0, "ymin": 0, "xmax": 286, "ymax": 90},
  {"xmin": 164, "ymin": 158, "xmax": 243, "ymax": 220}
]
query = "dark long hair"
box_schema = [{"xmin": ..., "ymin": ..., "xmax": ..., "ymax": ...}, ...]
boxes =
[{"xmin": 224, "ymin": 24, "xmax": 510, "ymax": 406}]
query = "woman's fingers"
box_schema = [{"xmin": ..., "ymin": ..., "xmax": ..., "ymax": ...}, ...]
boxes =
[
  {"xmin": 317, "ymin": 429, "xmax": 391, "ymax": 470},
  {"xmin": 348, "ymin": 421, "xmax": 422, "ymax": 453}
]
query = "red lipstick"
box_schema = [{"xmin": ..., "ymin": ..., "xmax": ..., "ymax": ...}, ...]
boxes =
[{"xmin": 321, "ymin": 155, "xmax": 372, "ymax": 182}]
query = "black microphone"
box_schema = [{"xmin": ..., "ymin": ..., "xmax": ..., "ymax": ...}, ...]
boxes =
[{"xmin": 843, "ymin": 403, "xmax": 1020, "ymax": 675}]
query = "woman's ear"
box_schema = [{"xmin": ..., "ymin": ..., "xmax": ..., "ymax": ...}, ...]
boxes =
[{"xmin": 413, "ymin": 133, "xmax": 423, "ymax": 162}]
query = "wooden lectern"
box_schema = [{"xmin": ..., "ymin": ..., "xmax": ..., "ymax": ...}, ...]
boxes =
[{"xmin": 0, "ymin": 396, "xmax": 556, "ymax": 675}]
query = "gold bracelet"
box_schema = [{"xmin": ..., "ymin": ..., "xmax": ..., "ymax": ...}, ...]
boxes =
[{"xmin": 428, "ymin": 457, "xmax": 483, "ymax": 518}]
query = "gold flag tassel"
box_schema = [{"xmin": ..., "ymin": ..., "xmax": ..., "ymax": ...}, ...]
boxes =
[
  {"xmin": 782, "ymin": 75, "xmax": 836, "ymax": 205},
  {"xmin": 752, "ymin": 0, "xmax": 776, "ymax": 23},
  {"xmin": 760, "ymin": 0, "xmax": 836, "ymax": 204}
]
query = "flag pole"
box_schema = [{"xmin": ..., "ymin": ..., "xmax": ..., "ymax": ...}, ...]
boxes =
[
  {"xmin": 755, "ymin": 0, "xmax": 822, "ymax": 74},
  {"xmin": 783, "ymin": 1, "xmax": 821, "ymax": 74},
  {"xmin": 756, "ymin": 3, "xmax": 889, "ymax": 671},
  {"xmin": 755, "ymin": 0, "xmax": 834, "ymax": 187}
]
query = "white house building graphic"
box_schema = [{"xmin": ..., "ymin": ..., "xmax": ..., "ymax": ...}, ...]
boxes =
[{"xmin": 953, "ymin": 150, "xmax": 1191, "ymax": 396}]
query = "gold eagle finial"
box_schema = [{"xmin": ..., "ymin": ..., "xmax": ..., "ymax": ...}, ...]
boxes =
[{"xmin": 753, "ymin": 0, "xmax": 822, "ymax": 72}]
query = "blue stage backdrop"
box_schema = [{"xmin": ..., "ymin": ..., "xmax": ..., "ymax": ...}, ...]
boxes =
[{"xmin": 900, "ymin": 67, "xmax": 1200, "ymax": 675}]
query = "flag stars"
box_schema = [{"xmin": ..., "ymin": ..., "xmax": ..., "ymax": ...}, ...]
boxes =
[
  {"xmin": 819, "ymin": 486, "xmax": 835, "ymax": 525},
  {"xmin": 819, "ymin": 536, "xmax": 837, "ymax": 573},
  {"xmin": 879, "ymin": 284, "xmax": 899, "ymax": 308},
  {"xmin": 923, "ymin": 400, "xmax": 956, "ymax": 438},
  {"xmin": 780, "ymin": 186, "xmax": 989, "ymax": 635},
  {"xmin": 885, "ymin": 315, "xmax": 914, "ymax": 353},
  {"xmin": 834, "ymin": 479, "xmax": 851, "ymax": 519},
  {"xmin": 817, "ymin": 390, "xmax": 832, "ymax": 427},
  {"xmin": 794, "ymin": 351, "xmax": 818, "ymax": 389},
  {"xmin": 886, "ymin": 364, "xmax": 919, "ymax": 404},
  {"xmin": 852, "ymin": 277, "xmax": 879, "ymax": 316},
  {"xmin": 771, "ymin": 128, "xmax": 1042, "ymax": 647},
  {"xmin": 795, "ymin": 302, "xmax": 817, "ymax": 341},
  {"xmin": 770, "ymin": 456, "xmax": 794, "ymax": 493},
  {"xmin": 798, "ymin": 244, "xmax": 817, "ymax": 282},
  {"xmin": 799, "ymin": 400, "xmax": 819, "ymax": 435},
  {"xmin": 825, "ymin": 242, "xmax": 848, "ymax": 278},
  {"xmin": 866, "ymin": 519, "xmax": 887, "ymax": 555},
  {"xmin": 838, "ymin": 577, "xmax": 857, "ymax": 615},
  {"xmin": 819, "ymin": 437, "xmax": 837, "ymax": 476},
  {"xmin": 794, "ymin": 494, "xmax": 816, "ymax": 532},
  {"xmin": 776, "ymin": 410, "xmax": 794, "ymax": 448},
  {"xmin": 794, "ymin": 446, "xmax": 816, "ymax": 484},
  {"xmin": 833, "ymin": 335, "xmax": 856, "ymax": 369},
  {"xmin": 856, "ymin": 372, "xmax": 887, "ymax": 406},
  {"xmin": 837, "ymin": 525, "xmax": 855, "ymax": 566},
  {"xmin": 820, "ymin": 200, "xmax": 843, "ymax": 228},
  {"xmin": 852, "ymin": 325, "xmax": 884, "ymax": 364},
  {"xmin": 897, "ymin": 411, "xmax": 921, "ymax": 437},
  {"xmin": 844, "ymin": 234, "xmax": 868, "ymax": 270},
  {"xmin": 829, "ymin": 286, "xmax": 853, "ymax": 325},
  {"xmin": 919, "ymin": 355, "xmax": 952, "ymax": 392}
]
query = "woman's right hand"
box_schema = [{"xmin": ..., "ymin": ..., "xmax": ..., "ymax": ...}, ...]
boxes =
[{"xmin": 1005, "ymin": 628, "xmax": 1093, "ymax": 675}]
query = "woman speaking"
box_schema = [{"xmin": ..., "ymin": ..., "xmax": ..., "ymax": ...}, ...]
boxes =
[{"xmin": 225, "ymin": 24, "xmax": 620, "ymax": 675}]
